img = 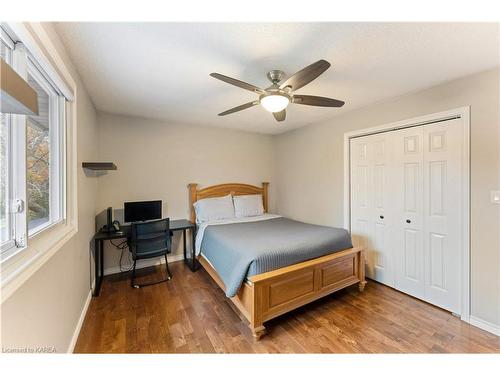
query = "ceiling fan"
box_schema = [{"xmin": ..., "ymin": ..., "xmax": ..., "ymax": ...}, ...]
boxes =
[{"xmin": 209, "ymin": 59, "xmax": 344, "ymax": 122}]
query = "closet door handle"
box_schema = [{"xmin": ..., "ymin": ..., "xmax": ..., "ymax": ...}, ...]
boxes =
[
  {"xmin": 379, "ymin": 215, "xmax": 384, "ymax": 219},
  {"xmin": 406, "ymin": 219, "xmax": 411, "ymax": 224}
]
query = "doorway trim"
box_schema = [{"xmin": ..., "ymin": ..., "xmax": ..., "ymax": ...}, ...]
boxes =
[{"xmin": 343, "ymin": 106, "xmax": 470, "ymax": 322}]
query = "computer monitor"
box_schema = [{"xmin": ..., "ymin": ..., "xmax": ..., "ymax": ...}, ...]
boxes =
[{"xmin": 124, "ymin": 200, "xmax": 162, "ymax": 223}]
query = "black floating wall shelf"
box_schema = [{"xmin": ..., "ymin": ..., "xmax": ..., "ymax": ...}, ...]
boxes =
[{"xmin": 82, "ymin": 162, "xmax": 117, "ymax": 171}]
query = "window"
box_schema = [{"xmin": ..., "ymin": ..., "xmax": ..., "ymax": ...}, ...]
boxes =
[
  {"xmin": 1, "ymin": 27, "xmax": 66, "ymax": 259},
  {"xmin": 26, "ymin": 60, "xmax": 64, "ymax": 235}
]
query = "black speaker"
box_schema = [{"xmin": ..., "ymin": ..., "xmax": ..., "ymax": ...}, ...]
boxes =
[{"xmin": 99, "ymin": 207, "xmax": 115, "ymax": 233}]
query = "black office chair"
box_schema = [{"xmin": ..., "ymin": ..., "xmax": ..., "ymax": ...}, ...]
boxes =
[{"xmin": 128, "ymin": 218, "xmax": 173, "ymax": 288}]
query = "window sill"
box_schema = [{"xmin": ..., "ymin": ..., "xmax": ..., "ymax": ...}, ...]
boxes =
[
  {"xmin": 28, "ymin": 217, "xmax": 65, "ymax": 239},
  {"xmin": 0, "ymin": 220, "xmax": 77, "ymax": 303}
]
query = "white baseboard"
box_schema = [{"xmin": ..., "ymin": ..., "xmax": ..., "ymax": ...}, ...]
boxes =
[
  {"xmin": 103, "ymin": 253, "xmax": 184, "ymax": 276},
  {"xmin": 67, "ymin": 290, "xmax": 92, "ymax": 353},
  {"xmin": 469, "ymin": 315, "xmax": 500, "ymax": 336}
]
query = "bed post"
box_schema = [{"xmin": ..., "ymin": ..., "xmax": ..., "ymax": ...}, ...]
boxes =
[
  {"xmin": 262, "ymin": 182, "xmax": 269, "ymax": 213},
  {"xmin": 358, "ymin": 248, "xmax": 367, "ymax": 291},
  {"xmin": 188, "ymin": 183, "xmax": 198, "ymax": 223},
  {"xmin": 250, "ymin": 283, "xmax": 266, "ymax": 340}
]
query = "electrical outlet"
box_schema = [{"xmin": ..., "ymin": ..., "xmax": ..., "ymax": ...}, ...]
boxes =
[{"xmin": 491, "ymin": 191, "xmax": 500, "ymax": 204}]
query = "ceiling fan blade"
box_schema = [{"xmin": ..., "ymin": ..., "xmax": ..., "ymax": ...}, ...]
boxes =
[
  {"xmin": 210, "ymin": 73, "xmax": 264, "ymax": 94},
  {"xmin": 279, "ymin": 60, "xmax": 331, "ymax": 91},
  {"xmin": 218, "ymin": 101, "xmax": 259, "ymax": 116},
  {"xmin": 292, "ymin": 95, "xmax": 345, "ymax": 107},
  {"xmin": 273, "ymin": 109, "xmax": 286, "ymax": 122}
]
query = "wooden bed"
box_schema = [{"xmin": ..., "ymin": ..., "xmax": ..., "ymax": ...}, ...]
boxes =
[{"xmin": 188, "ymin": 182, "xmax": 366, "ymax": 340}]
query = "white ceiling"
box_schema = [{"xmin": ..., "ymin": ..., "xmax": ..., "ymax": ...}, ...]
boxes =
[{"xmin": 54, "ymin": 22, "xmax": 499, "ymax": 134}]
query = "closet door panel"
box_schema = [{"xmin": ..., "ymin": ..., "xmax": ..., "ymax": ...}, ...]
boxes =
[
  {"xmin": 350, "ymin": 134, "xmax": 394, "ymax": 286},
  {"xmin": 370, "ymin": 134, "xmax": 394, "ymax": 286},
  {"xmin": 393, "ymin": 127, "xmax": 425, "ymax": 299},
  {"xmin": 350, "ymin": 138, "xmax": 373, "ymax": 276},
  {"xmin": 423, "ymin": 120, "xmax": 462, "ymax": 314}
]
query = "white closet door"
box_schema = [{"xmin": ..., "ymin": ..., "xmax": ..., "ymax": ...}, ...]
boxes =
[
  {"xmin": 349, "ymin": 118, "xmax": 464, "ymax": 314},
  {"xmin": 422, "ymin": 119, "xmax": 462, "ymax": 314},
  {"xmin": 392, "ymin": 127, "xmax": 425, "ymax": 299},
  {"xmin": 350, "ymin": 134, "xmax": 394, "ymax": 286},
  {"xmin": 369, "ymin": 133, "xmax": 394, "ymax": 286},
  {"xmin": 350, "ymin": 137, "xmax": 372, "ymax": 256}
]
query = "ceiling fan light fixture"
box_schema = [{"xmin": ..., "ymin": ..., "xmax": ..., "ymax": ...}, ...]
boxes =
[
  {"xmin": 259, "ymin": 93, "xmax": 290, "ymax": 113},
  {"xmin": 210, "ymin": 60, "xmax": 343, "ymax": 121}
]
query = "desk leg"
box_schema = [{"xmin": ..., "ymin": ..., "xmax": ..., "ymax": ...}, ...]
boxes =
[
  {"xmin": 191, "ymin": 227, "xmax": 197, "ymax": 272},
  {"xmin": 93, "ymin": 239, "xmax": 102, "ymax": 297},
  {"xmin": 100, "ymin": 239, "xmax": 104, "ymax": 282},
  {"xmin": 182, "ymin": 228, "xmax": 187, "ymax": 260}
]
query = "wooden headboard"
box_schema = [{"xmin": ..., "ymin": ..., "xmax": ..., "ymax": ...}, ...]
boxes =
[{"xmin": 188, "ymin": 182, "xmax": 269, "ymax": 223}]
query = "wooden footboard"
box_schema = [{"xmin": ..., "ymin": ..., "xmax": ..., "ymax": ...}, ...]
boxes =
[{"xmin": 198, "ymin": 246, "xmax": 366, "ymax": 340}]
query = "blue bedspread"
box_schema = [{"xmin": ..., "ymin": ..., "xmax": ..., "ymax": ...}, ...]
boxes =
[{"xmin": 200, "ymin": 217, "xmax": 352, "ymax": 297}]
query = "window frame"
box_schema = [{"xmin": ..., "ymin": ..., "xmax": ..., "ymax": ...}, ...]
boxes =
[
  {"xmin": 0, "ymin": 29, "xmax": 14, "ymax": 252},
  {"xmin": 0, "ymin": 106, "xmax": 14, "ymax": 250},
  {"xmin": 0, "ymin": 27, "xmax": 14, "ymax": 61},
  {"xmin": 1, "ymin": 30, "xmax": 22, "ymax": 255},
  {"xmin": 1, "ymin": 22, "xmax": 77, "ymax": 303},
  {"xmin": 0, "ymin": 112, "xmax": 14, "ymax": 252},
  {"xmin": 1, "ymin": 32, "xmax": 67, "ymax": 257}
]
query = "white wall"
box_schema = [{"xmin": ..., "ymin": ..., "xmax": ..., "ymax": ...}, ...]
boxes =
[
  {"xmin": 96, "ymin": 113, "xmax": 275, "ymax": 272},
  {"xmin": 0, "ymin": 24, "xmax": 98, "ymax": 352},
  {"xmin": 274, "ymin": 68, "xmax": 500, "ymax": 328}
]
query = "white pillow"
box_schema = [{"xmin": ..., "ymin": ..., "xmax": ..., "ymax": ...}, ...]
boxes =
[
  {"xmin": 233, "ymin": 194, "xmax": 264, "ymax": 218},
  {"xmin": 193, "ymin": 194, "xmax": 235, "ymax": 223}
]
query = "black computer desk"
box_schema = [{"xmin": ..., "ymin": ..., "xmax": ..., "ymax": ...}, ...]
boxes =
[{"xmin": 92, "ymin": 219, "xmax": 196, "ymax": 297}]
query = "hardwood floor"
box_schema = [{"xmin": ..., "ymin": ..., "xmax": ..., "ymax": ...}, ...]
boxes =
[{"xmin": 75, "ymin": 261, "xmax": 499, "ymax": 353}]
